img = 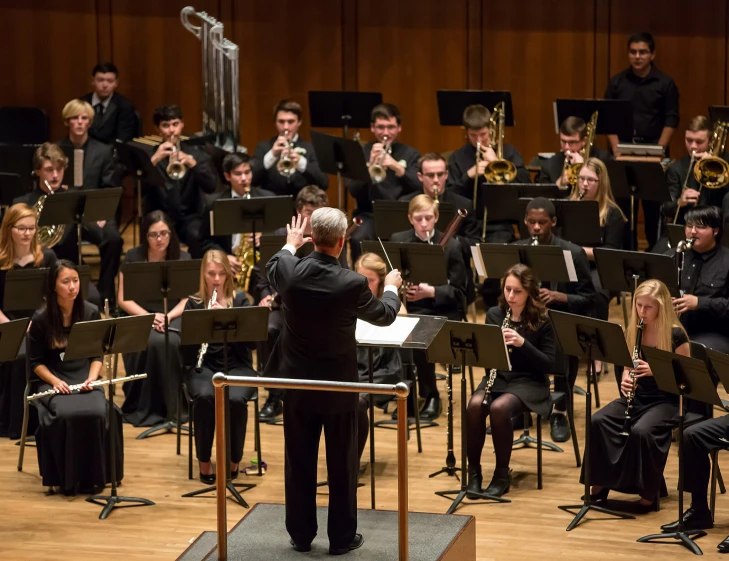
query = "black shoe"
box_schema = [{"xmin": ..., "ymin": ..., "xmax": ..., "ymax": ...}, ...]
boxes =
[
  {"xmin": 199, "ymin": 471, "xmax": 215, "ymax": 485},
  {"xmin": 290, "ymin": 538, "xmax": 312, "ymax": 553},
  {"xmin": 420, "ymin": 397, "xmax": 441, "ymax": 421},
  {"xmin": 581, "ymin": 488, "xmax": 609, "ymax": 502},
  {"xmin": 483, "ymin": 468, "xmax": 511, "ymax": 498},
  {"xmin": 550, "ymin": 412, "xmax": 570, "ymax": 443},
  {"xmin": 330, "ymin": 534, "xmax": 364, "ymax": 555},
  {"xmin": 661, "ymin": 507, "xmax": 713, "ymax": 532},
  {"xmin": 466, "ymin": 465, "xmax": 483, "ymax": 499},
  {"xmin": 718, "ymin": 535, "xmax": 729, "ymax": 553},
  {"xmin": 259, "ymin": 396, "xmax": 282, "ymax": 421}
]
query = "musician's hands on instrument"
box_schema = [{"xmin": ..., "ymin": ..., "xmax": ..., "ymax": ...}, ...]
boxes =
[
  {"xmin": 679, "ymin": 188, "xmax": 701, "ymax": 207},
  {"xmin": 673, "ymin": 294, "xmax": 699, "ymax": 314},
  {"xmin": 287, "ymin": 150, "xmax": 301, "ymax": 166},
  {"xmin": 79, "ymin": 378, "xmax": 94, "ymax": 392},
  {"xmin": 152, "ymin": 312, "xmax": 166, "ymax": 333},
  {"xmin": 502, "ymin": 328, "xmax": 524, "ymax": 348},
  {"xmin": 482, "ymin": 146, "xmax": 498, "ymax": 163},
  {"xmin": 538, "ymin": 288, "xmax": 567, "ymax": 306},
  {"xmin": 405, "ymin": 283, "xmax": 435, "ymax": 302},
  {"xmin": 467, "ymin": 160, "xmax": 489, "ymax": 178},
  {"xmin": 227, "ymin": 254, "xmax": 241, "ymax": 274},
  {"xmin": 52, "ymin": 379, "xmax": 72, "ymax": 395},
  {"xmin": 384, "ymin": 269, "xmax": 403, "ymax": 289},
  {"xmin": 370, "ymin": 143, "xmax": 385, "ymax": 164},
  {"xmin": 632, "ymin": 358, "xmax": 653, "ymax": 379},
  {"xmin": 272, "ymin": 135, "xmax": 289, "ymax": 157},
  {"xmin": 620, "ymin": 372, "xmax": 635, "ymax": 396},
  {"xmin": 151, "ymin": 141, "xmax": 176, "ymax": 165},
  {"xmin": 286, "ymin": 214, "xmax": 312, "ymax": 250},
  {"xmin": 566, "ymin": 151, "xmax": 584, "ymax": 165},
  {"xmin": 177, "ymin": 150, "xmax": 197, "ymax": 168},
  {"xmin": 259, "ymin": 295, "xmax": 274, "ymax": 308}
]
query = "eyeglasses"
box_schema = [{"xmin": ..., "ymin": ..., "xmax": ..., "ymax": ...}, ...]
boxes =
[
  {"xmin": 147, "ymin": 230, "xmax": 171, "ymax": 240},
  {"xmin": 686, "ymin": 223, "xmax": 710, "ymax": 231},
  {"xmin": 578, "ymin": 176, "xmax": 599, "ymax": 184},
  {"xmin": 12, "ymin": 226, "xmax": 37, "ymax": 234},
  {"xmin": 422, "ymin": 172, "xmax": 447, "ymax": 179}
]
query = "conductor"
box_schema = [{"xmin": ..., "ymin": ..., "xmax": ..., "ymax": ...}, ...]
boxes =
[{"xmin": 265, "ymin": 209, "xmax": 402, "ymax": 555}]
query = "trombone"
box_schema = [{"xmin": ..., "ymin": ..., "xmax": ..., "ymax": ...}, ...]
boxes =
[
  {"xmin": 277, "ymin": 129, "xmax": 296, "ymax": 178},
  {"xmin": 483, "ymin": 102, "xmax": 517, "ymax": 184},
  {"xmin": 368, "ymin": 136, "xmax": 391, "ymax": 184}
]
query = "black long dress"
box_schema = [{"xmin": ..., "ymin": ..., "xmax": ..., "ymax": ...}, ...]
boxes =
[
  {"xmin": 476, "ymin": 306, "xmax": 556, "ymax": 418},
  {"xmin": 0, "ymin": 248, "xmax": 57, "ymax": 439},
  {"xmin": 29, "ymin": 301, "xmax": 124, "ymax": 494},
  {"xmin": 584, "ymin": 327, "xmax": 688, "ymax": 498},
  {"xmin": 182, "ymin": 292, "xmax": 258, "ymax": 463},
  {"xmin": 120, "ymin": 245, "xmax": 191, "ymax": 426}
]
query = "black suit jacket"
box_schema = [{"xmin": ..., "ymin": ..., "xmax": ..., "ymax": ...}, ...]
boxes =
[
  {"xmin": 446, "ymin": 142, "xmax": 531, "ymax": 197},
  {"xmin": 264, "ymin": 249, "xmax": 400, "ymax": 412},
  {"xmin": 534, "ymin": 147, "xmax": 612, "ymax": 184},
  {"xmin": 399, "ymin": 189, "xmax": 480, "ymax": 245},
  {"xmin": 80, "ymin": 92, "xmax": 138, "ymax": 144},
  {"xmin": 252, "ymin": 136, "xmax": 329, "ymax": 197},
  {"xmin": 56, "ymin": 137, "xmax": 119, "ymax": 189}
]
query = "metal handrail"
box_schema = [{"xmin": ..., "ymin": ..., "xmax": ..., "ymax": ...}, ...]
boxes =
[{"xmin": 211, "ymin": 374, "xmax": 411, "ymax": 561}]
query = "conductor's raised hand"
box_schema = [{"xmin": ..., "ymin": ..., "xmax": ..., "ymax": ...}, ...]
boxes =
[
  {"xmin": 286, "ymin": 214, "xmax": 312, "ymax": 250},
  {"xmin": 385, "ymin": 269, "xmax": 402, "ymax": 289}
]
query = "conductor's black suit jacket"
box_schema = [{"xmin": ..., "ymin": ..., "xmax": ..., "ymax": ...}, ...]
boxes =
[{"xmin": 264, "ymin": 248, "xmax": 400, "ymax": 412}]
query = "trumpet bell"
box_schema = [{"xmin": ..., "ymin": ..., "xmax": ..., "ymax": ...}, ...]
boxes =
[
  {"xmin": 695, "ymin": 156, "xmax": 729, "ymax": 189},
  {"xmin": 369, "ymin": 163, "xmax": 387, "ymax": 184},
  {"xmin": 277, "ymin": 157, "xmax": 296, "ymax": 178},
  {"xmin": 167, "ymin": 161, "xmax": 187, "ymax": 180},
  {"xmin": 483, "ymin": 160, "xmax": 517, "ymax": 184}
]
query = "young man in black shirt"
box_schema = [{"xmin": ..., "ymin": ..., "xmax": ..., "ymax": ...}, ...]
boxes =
[
  {"xmin": 347, "ymin": 103, "xmax": 422, "ymax": 262},
  {"xmin": 251, "ymin": 100, "xmax": 328, "ymax": 198},
  {"xmin": 80, "ymin": 62, "xmax": 138, "ymax": 144}
]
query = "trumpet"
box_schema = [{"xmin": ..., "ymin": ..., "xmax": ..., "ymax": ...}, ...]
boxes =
[
  {"xmin": 195, "ymin": 288, "xmax": 217, "ymax": 372},
  {"xmin": 277, "ymin": 129, "xmax": 296, "ymax": 178},
  {"xmin": 368, "ymin": 136, "xmax": 391, "ymax": 184},
  {"xmin": 481, "ymin": 308, "xmax": 512, "ymax": 407},
  {"xmin": 27, "ymin": 374, "xmax": 147, "ymax": 401},
  {"xmin": 620, "ymin": 317, "xmax": 645, "ymax": 436},
  {"xmin": 166, "ymin": 136, "xmax": 188, "ymax": 180}
]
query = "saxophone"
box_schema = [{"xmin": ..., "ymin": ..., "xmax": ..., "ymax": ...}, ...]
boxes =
[
  {"xmin": 195, "ymin": 288, "xmax": 217, "ymax": 372},
  {"xmin": 620, "ymin": 317, "xmax": 645, "ymax": 436},
  {"xmin": 232, "ymin": 188, "xmax": 259, "ymax": 293},
  {"xmin": 481, "ymin": 308, "xmax": 512, "ymax": 408}
]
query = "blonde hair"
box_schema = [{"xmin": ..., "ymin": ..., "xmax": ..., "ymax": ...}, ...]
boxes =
[
  {"xmin": 196, "ymin": 250, "xmax": 235, "ymax": 303},
  {"xmin": 62, "ymin": 99, "xmax": 94, "ymax": 123},
  {"xmin": 355, "ymin": 252, "xmax": 387, "ymax": 298},
  {"xmin": 32, "ymin": 142, "xmax": 68, "ymax": 171},
  {"xmin": 407, "ymin": 194, "xmax": 439, "ymax": 220},
  {"xmin": 569, "ymin": 157, "xmax": 626, "ymax": 227},
  {"xmin": 0, "ymin": 204, "xmax": 43, "ymax": 270},
  {"xmin": 625, "ymin": 279, "xmax": 686, "ymax": 353}
]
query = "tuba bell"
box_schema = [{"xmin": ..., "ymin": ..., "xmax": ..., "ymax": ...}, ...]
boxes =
[
  {"xmin": 694, "ymin": 121, "xmax": 729, "ymax": 190},
  {"xmin": 34, "ymin": 180, "xmax": 65, "ymax": 248},
  {"xmin": 483, "ymin": 102, "xmax": 517, "ymax": 184}
]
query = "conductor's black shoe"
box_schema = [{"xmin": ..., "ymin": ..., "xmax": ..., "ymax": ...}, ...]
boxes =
[
  {"xmin": 483, "ymin": 468, "xmax": 511, "ymax": 498},
  {"xmin": 259, "ymin": 396, "xmax": 282, "ymax": 421},
  {"xmin": 466, "ymin": 465, "xmax": 483, "ymax": 499},
  {"xmin": 420, "ymin": 397, "xmax": 441, "ymax": 421},
  {"xmin": 549, "ymin": 412, "xmax": 570, "ymax": 443},
  {"xmin": 660, "ymin": 507, "xmax": 713, "ymax": 532},
  {"xmin": 289, "ymin": 538, "xmax": 312, "ymax": 553},
  {"xmin": 718, "ymin": 535, "xmax": 729, "ymax": 553},
  {"xmin": 329, "ymin": 534, "xmax": 364, "ymax": 555}
]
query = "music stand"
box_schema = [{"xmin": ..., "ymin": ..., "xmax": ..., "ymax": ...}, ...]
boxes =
[
  {"xmin": 426, "ymin": 321, "xmax": 512, "ymax": 512},
  {"xmin": 308, "ymin": 91, "xmax": 383, "ymax": 138},
  {"xmin": 64, "ymin": 313, "xmax": 156, "ymax": 519},
  {"xmin": 516, "ymin": 199, "xmax": 602, "ymax": 246},
  {"xmin": 37, "ymin": 188, "xmax": 123, "ymax": 264},
  {"xmin": 122, "ymin": 260, "xmax": 202, "ymax": 449},
  {"xmin": 4, "ymin": 267, "xmax": 92, "ymax": 312},
  {"xmin": 708, "ymin": 106, "xmax": 729, "ymax": 124},
  {"xmin": 0, "ymin": 318, "xmax": 31, "ymax": 361},
  {"xmin": 549, "ymin": 310, "xmax": 636, "ymax": 530},
  {"xmin": 0, "ymin": 143, "xmax": 40, "ymax": 194},
  {"xmin": 373, "ymin": 200, "xmax": 458, "ymax": 240},
  {"xmin": 180, "ymin": 306, "xmax": 269, "ymax": 508},
  {"xmin": 359, "ymin": 241, "xmax": 448, "ymax": 287},
  {"xmin": 0, "ymin": 173, "xmax": 25, "ymax": 209},
  {"xmin": 637, "ymin": 346, "xmax": 723, "ymax": 554},
  {"xmin": 553, "ymin": 99, "xmax": 633, "ymax": 139},
  {"xmin": 474, "ymin": 244, "xmax": 576, "ymax": 285},
  {"xmin": 437, "ymin": 90, "xmax": 515, "ymax": 127},
  {"xmin": 310, "ymin": 130, "xmax": 370, "ymax": 214}
]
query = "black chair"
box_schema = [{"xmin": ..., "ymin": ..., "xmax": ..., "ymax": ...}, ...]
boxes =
[
  {"xmin": 0, "ymin": 107, "xmax": 49, "ymax": 144},
  {"xmin": 710, "ymin": 448, "xmax": 727, "ymax": 519},
  {"xmin": 16, "ymin": 344, "xmax": 38, "ymax": 472}
]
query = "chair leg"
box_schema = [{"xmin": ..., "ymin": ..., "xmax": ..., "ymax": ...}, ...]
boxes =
[
  {"xmin": 711, "ymin": 450, "xmax": 719, "ymax": 519},
  {"xmin": 592, "ymin": 366, "xmax": 601, "ymax": 409},
  {"xmin": 537, "ymin": 414, "xmax": 543, "ymax": 490},
  {"xmin": 17, "ymin": 381, "xmax": 31, "ymax": 472},
  {"xmin": 718, "ymin": 460, "xmax": 726, "ymax": 494},
  {"xmin": 176, "ymin": 384, "xmax": 182, "ymax": 455},
  {"xmin": 254, "ymin": 396, "xmax": 263, "ymax": 475},
  {"xmin": 188, "ymin": 401, "xmax": 194, "ymax": 481},
  {"xmin": 566, "ymin": 389, "xmax": 581, "ymax": 467},
  {"xmin": 468, "ymin": 366, "xmax": 474, "ymax": 396},
  {"xmin": 413, "ymin": 367, "xmax": 423, "ymax": 454}
]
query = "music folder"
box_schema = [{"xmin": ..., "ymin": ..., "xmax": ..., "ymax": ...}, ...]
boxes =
[{"xmin": 472, "ymin": 244, "xmax": 578, "ymax": 283}]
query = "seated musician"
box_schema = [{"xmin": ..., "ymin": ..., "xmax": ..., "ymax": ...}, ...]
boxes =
[
  {"xmin": 354, "ymin": 253, "xmax": 405, "ymax": 465},
  {"xmin": 142, "ymin": 105, "xmax": 218, "ymax": 258},
  {"xmin": 117, "ymin": 211, "xmax": 190, "ymax": 427},
  {"xmin": 55, "ymin": 99, "xmax": 123, "ymax": 307},
  {"xmin": 535, "ymin": 116, "xmax": 611, "ymax": 187},
  {"xmin": 671, "ymin": 205, "xmax": 729, "ymax": 354},
  {"xmin": 347, "ymin": 103, "xmax": 422, "ymax": 262},
  {"xmin": 390, "ymin": 195, "xmax": 467, "ymax": 421},
  {"xmin": 183, "ymin": 250, "xmax": 258, "ymax": 483},
  {"xmin": 466, "ymin": 264, "xmax": 556, "ymax": 499},
  {"xmin": 251, "ymin": 100, "xmax": 328, "ymax": 197},
  {"xmin": 446, "ymin": 103, "xmax": 530, "ymax": 243},
  {"xmin": 80, "ymin": 62, "xmax": 138, "ymax": 144},
  {"xmin": 0, "ymin": 204, "xmax": 57, "ymax": 439},
  {"xmin": 585, "ymin": 279, "xmax": 689, "ymax": 512},
  {"xmin": 28, "ymin": 260, "xmax": 123, "ymax": 495},
  {"xmin": 515, "ymin": 197, "xmax": 595, "ymax": 442}
]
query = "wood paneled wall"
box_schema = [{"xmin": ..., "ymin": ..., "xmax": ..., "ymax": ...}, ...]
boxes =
[{"xmin": 3, "ymin": 0, "xmax": 729, "ymax": 183}]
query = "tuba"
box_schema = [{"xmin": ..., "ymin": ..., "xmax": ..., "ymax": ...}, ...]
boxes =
[
  {"xmin": 35, "ymin": 181, "xmax": 65, "ymax": 248},
  {"xmin": 564, "ymin": 111, "xmax": 598, "ymax": 188},
  {"xmin": 483, "ymin": 102, "xmax": 517, "ymax": 184},
  {"xmin": 276, "ymin": 129, "xmax": 296, "ymax": 178},
  {"xmin": 368, "ymin": 136, "xmax": 391, "ymax": 184},
  {"xmin": 694, "ymin": 121, "xmax": 729, "ymax": 191},
  {"xmin": 166, "ymin": 136, "xmax": 187, "ymax": 180}
]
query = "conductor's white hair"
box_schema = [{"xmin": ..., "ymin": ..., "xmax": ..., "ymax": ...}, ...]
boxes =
[{"xmin": 311, "ymin": 207, "xmax": 347, "ymax": 247}]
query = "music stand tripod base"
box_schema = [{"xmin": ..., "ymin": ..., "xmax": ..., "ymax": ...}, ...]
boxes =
[
  {"xmin": 87, "ymin": 493, "xmax": 155, "ymax": 521},
  {"xmin": 182, "ymin": 480, "xmax": 256, "ymax": 509},
  {"xmin": 136, "ymin": 421, "xmax": 190, "ymax": 440},
  {"xmin": 636, "ymin": 530, "xmax": 707, "ymax": 555}
]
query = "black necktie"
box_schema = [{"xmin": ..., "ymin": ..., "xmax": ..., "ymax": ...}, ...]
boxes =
[{"xmin": 94, "ymin": 103, "xmax": 104, "ymax": 118}]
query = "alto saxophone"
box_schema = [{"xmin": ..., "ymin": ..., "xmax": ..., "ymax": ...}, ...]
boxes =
[
  {"xmin": 195, "ymin": 288, "xmax": 217, "ymax": 372},
  {"xmin": 620, "ymin": 317, "xmax": 645, "ymax": 436},
  {"xmin": 481, "ymin": 308, "xmax": 512, "ymax": 408}
]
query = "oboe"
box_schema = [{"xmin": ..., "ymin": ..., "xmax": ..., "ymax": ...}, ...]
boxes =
[
  {"xmin": 481, "ymin": 308, "xmax": 512, "ymax": 408},
  {"xmin": 620, "ymin": 317, "xmax": 644, "ymax": 436},
  {"xmin": 27, "ymin": 373, "xmax": 147, "ymax": 401},
  {"xmin": 195, "ymin": 287, "xmax": 217, "ymax": 372}
]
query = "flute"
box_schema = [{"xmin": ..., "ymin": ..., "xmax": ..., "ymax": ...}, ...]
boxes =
[
  {"xmin": 27, "ymin": 373, "xmax": 147, "ymax": 401},
  {"xmin": 195, "ymin": 288, "xmax": 218, "ymax": 372}
]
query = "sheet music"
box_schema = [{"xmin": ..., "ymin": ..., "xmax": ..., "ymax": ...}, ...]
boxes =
[
  {"xmin": 73, "ymin": 149, "xmax": 84, "ymax": 187},
  {"xmin": 471, "ymin": 245, "xmax": 486, "ymax": 277},
  {"xmin": 563, "ymin": 250, "xmax": 578, "ymax": 282},
  {"xmin": 356, "ymin": 316, "xmax": 420, "ymax": 346}
]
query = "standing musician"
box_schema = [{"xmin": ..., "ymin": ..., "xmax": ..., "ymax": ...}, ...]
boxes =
[
  {"xmin": 80, "ymin": 62, "xmax": 138, "ymax": 144},
  {"xmin": 117, "ymin": 211, "xmax": 190, "ymax": 427},
  {"xmin": 466, "ymin": 264, "xmax": 556, "ymax": 499},
  {"xmin": 55, "ymin": 99, "xmax": 123, "ymax": 307},
  {"xmin": 183, "ymin": 250, "xmax": 258, "ymax": 483},
  {"xmin": 265, "ymin": 210, "xmax": 401, "ymax": 555},
  {"xmin": 141, "ymin": 105, "xmax": 218, "ymax": 258},
  {"xmin": 0, "ymin": 204, "xmax": 57, "ymax": 440},
  {"xmin": 585, "ymin": 279, "xmax": 689, "ymax": 511},
  {"xmin": 515, "ymin": 197, "xmax": 595, "ymax": 442},
  {"xmin": 535, "ymin": 116, "xmax": 612, "ymax": 187},
  {"xmin": 28, "ymin": 260, "xmax": 123, "ymax": 495},
  {"xmin": 390, "ymin": 195, "xmax": 468, "ymax": 421},
  {"xmin": 347, "ymin": 103, "xmax": 422, "ymax": 262},
  {"xmin": 251, "ymin": 100, "xmax": 329, "ymax": 197}
]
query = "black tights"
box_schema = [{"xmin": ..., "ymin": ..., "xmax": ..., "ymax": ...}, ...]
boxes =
[{"xmin": 467, "ymin": 390, "xmax": 527, "ymax": 471}]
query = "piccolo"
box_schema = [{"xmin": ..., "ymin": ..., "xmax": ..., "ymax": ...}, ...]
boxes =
[{"xmin": 27, "ymin": 373, "xmax": 147, "ymax": 401}]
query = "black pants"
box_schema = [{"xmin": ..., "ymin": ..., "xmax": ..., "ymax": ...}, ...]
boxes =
[
  {"xmin": 283, "ymin": 402, "xmax": 358, "ymax": 549},
  {"xmin": 617, "ymin": 197, "xmax": 660, "ymax": 251},
  {"xmin": 262, "ymin": 308, "xmax": 284, "ymax": 401},
  {"xmin": 349, "ymin": 214, "xmax": 375, "ymax": 264},
  {"xmin": 413, "ymin": 349, "xmax": 438, "ymax": 399},
  {"xmin": 553, "ymin": 356, "xmax": 578, "ymax": 412},
  {"xmin": 684, "ymin": 416, "xmax": 729, "ymax": 504}
]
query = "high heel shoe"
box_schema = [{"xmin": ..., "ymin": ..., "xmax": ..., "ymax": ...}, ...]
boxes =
[{"xmin": 199, "ymin": 462, "xmax": 215, "ymax": 484}]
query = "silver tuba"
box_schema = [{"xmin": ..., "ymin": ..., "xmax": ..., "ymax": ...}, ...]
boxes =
[{"xmin": 34, "ymin": 180, "xmax": 65, "ymax": 248}]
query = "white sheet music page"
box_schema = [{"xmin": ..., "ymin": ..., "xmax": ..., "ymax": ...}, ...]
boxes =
[
  {"xmin": 563, "ymin": 250, "xmax": 578, "ymax": 282},
  {"xmin": 356, "ymin": 316, "xmax": 420, "ymax": 346}
]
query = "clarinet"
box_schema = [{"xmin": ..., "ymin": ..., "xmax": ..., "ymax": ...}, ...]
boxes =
[
  {"xmin": 481, "ymin": 308, "xmax": 512, "ymax": 408},
  {"xmin": 195, "ymin": 288, "xmax": 217, "ymax": 372},
  {"xmin": 620, "ymin": 317, "xmax": 645, "ymax": 436}
]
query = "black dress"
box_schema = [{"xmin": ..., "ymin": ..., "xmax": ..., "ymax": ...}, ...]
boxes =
[
  {"xmin": 183, "ymin": 293, "xmax": 258, "ymax": 463},
  {"xmin": 584, "ymin": 327, "xmax": 688, "ymax": 498},
  {"xmin": 476, "ymin": 307, "xmax": 556, "ymax": 417},
  {"xmin": 29, "ymin": 301, "xmax": 124, "ymax": 494},
  {"xmin": 120, "ymin": 245, "xmax": 191, "ymax": 426},
  {"xmin": 0, "ymin": 248, "xmax": 57, "ymax": 439}
]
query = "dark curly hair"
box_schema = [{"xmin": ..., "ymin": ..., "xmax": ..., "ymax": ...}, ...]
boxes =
[{"xmin": 497, "ymin": 263, "xmax": 548, "ymax": 331}]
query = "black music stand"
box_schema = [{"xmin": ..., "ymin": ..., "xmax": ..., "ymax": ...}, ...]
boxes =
[
  {"xmin": 0, "ymin": 318, "xmax": 31, "ymax": 361},
  {"xmin": 5, "ymin": 266, "xmax": 92, "ymax": 311},
  {"xmin": 122, "ymin": 260, "xmax": 201, "ymax": 450},
  {"xmin": 0, "ymin": 173, "xmax": 25, "ymax": 209},
  {"xmin": 180, "ymin": 306, "xmax": 269, "ymax": 508},
  {"xmin": 258, "ymin": 235, "xmax": 316, "ymax": 269},
  {"xmin": 516, "ymin": 199, "xmax": 602, "ymax": 246},
  {"xmin": 37, "ymin": 187, "xmax": 123, "ymax": 264},
  {"xmin": 708, "ymin": 106, "xmax": 729, "ymax": 124},
  {"xmin": 64, "ymin": 313, "xmax": 156, "ymax": 520},
  {"xmin": 426, "ymin": 321, "xmax": 512, "ymax": 512},
  {"xmin": 554, "ymin": 99, "xmax": 633, "ymax": 139},
  {"xmin": 474, "ymin": 244, "xmax": 576, "ymax": 285},
  {"xmin": 359, "ymin": 241, "xmax": 448, "ymax": 287},
  {"xmin": 637, "ymin": 346, "xmax": 723, "ymax": 555},
  {"xmin": 308, "ymin": 91, "xmax": 383, "ymax": 138},
  {"xmin": 437, "ymin": 90, "xmax": 515, "ymax": 127},
  {"xmin": 373, "ymin": 200, "xmax": 458, "ymax": 240},
  {"xmin": 0, "ymin": 144, "xmax": 40, "ymax": 193},
  {"xmin": 549, "ymin": 310, "xmax": 636, "ymax": 531}
]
